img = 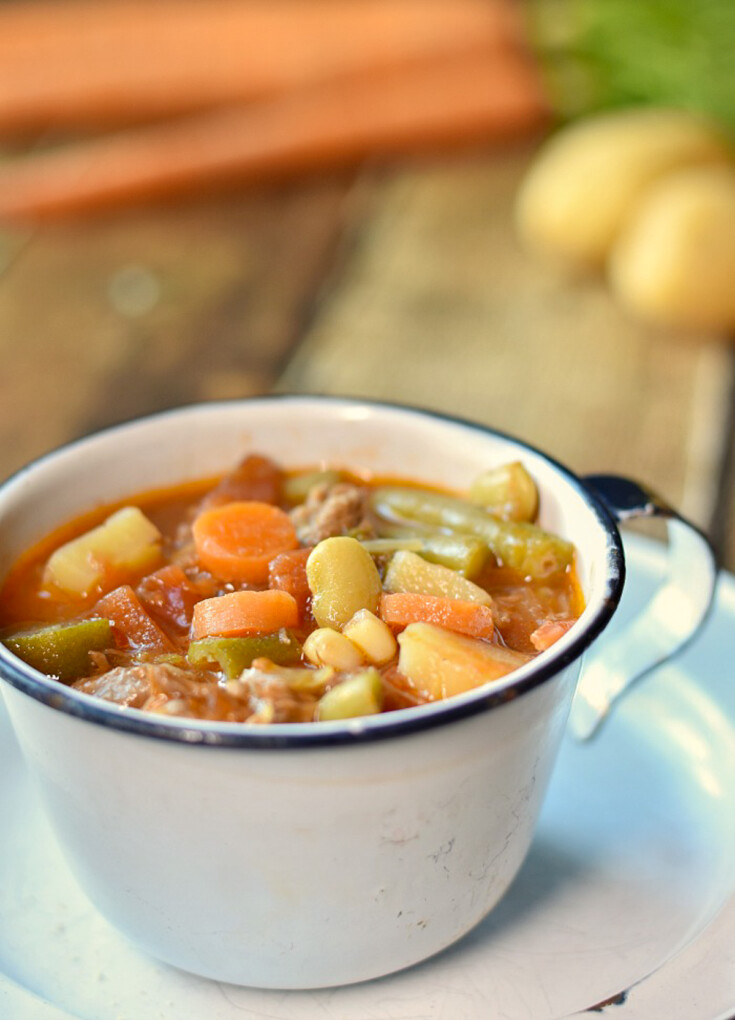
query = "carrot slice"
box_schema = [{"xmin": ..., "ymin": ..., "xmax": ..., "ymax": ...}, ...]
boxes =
[
  {"xmin": 95, "ymin": 584, "xmax": 176, "ymax": 652},
  {"xmin": 192, "ymin": 501, "xmax": 298, "ymax": 584},
  {"xmin": 379, "ymin": 592, "xmax": 495, "ymax": 640},
  {"xmin": 190, "ymin": 589, "xmax": 299, "ymax": 640}
]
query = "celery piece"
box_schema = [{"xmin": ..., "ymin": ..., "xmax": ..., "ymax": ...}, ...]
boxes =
[
  {"xmin": 316, "ymin": 668, "xmax": 384, "ymax": 721},
  {"xmin": 3, "ymin": 618, "xmax": 112, "ymax": 683},
  {"xmin": 187, "ymin": 630, "xmax": 302, "ymax": 679},
  {"xmin": 44, "ymin": 506, "xmax": 162, "ymax": 597},
  {"xmin": 282, "ymin": 469, "xmax": 344, "ymax": 505},
  {"xmin": 384, "ymin": 550, "xmax": 493, "ymax": 605},
  {"xmin": 371, "ymin": 487, "xmax": 574, "ymax": 579},
  {"xmin": 244, "ymin": 663, "xmax": 335, "ymax": 695}
]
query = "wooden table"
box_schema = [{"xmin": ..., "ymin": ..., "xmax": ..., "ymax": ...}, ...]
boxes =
[{"xmin": 1, "ymin": 141, "xmax": 734, "ymax": 568}]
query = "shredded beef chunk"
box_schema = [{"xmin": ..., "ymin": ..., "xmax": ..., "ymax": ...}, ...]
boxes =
[
  {"xmin": 200, "ymin": 454, "xmax": 283, "ymax": 509},
  {"xmin": 74, "ymin": 662, "xmax": 248, "ymax": 721},
  {"xmin": 73, "ymin": 661, "xmax": 318, "ymax": 723},
  {"xmin": 233, "ymin": 670, "xmax": 318, "ymax": 724},
  {"xmin": 289, "ymin": 482, "xmax": 375, "ymax": 545},
  {"xmin": 74, "ymin": 664, "xmax": 157, "ymax": 708}
]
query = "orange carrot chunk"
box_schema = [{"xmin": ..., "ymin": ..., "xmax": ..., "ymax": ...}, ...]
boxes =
[
  {"xmin": 95, "ymin": 584, "xmax": 176, "ymax": 652},
  {"xmin": 529, "ymin": 617, "xmax": 576, "ymax": 651},
  {"xmin": 192, "ymin": 500, "xmax": 298, "ymax": 584},
  {"xmin": 379, "ymin": 591, "xmax": 495, "ymax": 640},
  {"xmin": 190, "ymin": 589, "xmax": 299, "ymax": 640}
]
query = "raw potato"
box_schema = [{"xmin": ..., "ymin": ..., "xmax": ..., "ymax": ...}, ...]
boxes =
[
  {"xmin": 516, "ymin": 108, "xmax": 730, "ymax": 269},
  {"xmin": 609, "ymin": 165, "xmax": 735, "ymax": 332}
]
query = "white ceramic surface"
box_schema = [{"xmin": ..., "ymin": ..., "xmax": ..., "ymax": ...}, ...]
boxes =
[
  {"xmin": 1, "ymin": 534, "xmax": 734, "ymax": 1018},
  {"xmin": 0, "ymin": 397, "xmax": 678, "ymax": 988}
]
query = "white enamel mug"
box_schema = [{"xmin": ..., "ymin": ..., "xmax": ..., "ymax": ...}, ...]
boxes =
[{"xmin": 0, "ymin": 397, "xmax": 716, "ymax": 989}]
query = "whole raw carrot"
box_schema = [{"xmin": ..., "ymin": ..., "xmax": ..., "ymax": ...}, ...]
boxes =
[
  {"xmin": 190, "ymin": 589, "xmax": 299, "ymax": 640},
  {"xmin": 0, "ymin": 0, "xmax": 527, "ymax": 135},
  {"xmin": 379, "ymin": 591, "xmax": 496, "ymax": 639},
  {"xmin": 0, "ymin": 49, "xmax": 548, "ymax": 220}
]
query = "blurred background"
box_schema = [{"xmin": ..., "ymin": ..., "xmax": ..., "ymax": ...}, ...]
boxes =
[{"xmin": 1, "ymin": 0, "xmax": 734, "ymax": 566}]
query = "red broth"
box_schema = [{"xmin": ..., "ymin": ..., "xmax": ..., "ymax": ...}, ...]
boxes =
[{"xmin": 0, "ymin": 455, "xmax": 583, "ymax": 723}]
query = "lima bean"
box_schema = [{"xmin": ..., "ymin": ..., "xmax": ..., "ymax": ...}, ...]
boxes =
[{"xmin": 306, "ymin": 536, "xmax": 383, "ymax": 629}]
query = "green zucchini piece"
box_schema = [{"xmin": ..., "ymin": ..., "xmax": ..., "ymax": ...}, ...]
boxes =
[
  {"xmin": 187, "ymin": 630, "xmax": 302, "ymax": 679},
  {"xmin": 3, "ymin": 618, "xmax": 112, "ymax": 683}
]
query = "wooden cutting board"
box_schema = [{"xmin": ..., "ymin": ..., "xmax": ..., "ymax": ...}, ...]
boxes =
[{"xmin": 1, "ymin": 145, "xmax": 733, "ymax": 566}]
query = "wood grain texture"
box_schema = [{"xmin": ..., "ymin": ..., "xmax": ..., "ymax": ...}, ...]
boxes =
[
  {"xmin": 278, "ymin": 148, "xmax": 735, "ymax": 545},
  {"xmin": 0, "ymin": 179, "xmax": 352, "ymax": 477},
  {"xmin": 0, "ymin": 145, "xmax": 732, "ymax": 569}
]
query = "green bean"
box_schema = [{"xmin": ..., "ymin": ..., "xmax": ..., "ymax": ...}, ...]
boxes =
[
  {"xmin": 3, "ymin": 618, "xmax": 112, "ymax": 683},
  {"xmin": 187, "ymin": 631, "xmax": 301, "ymax": 679},
  {"xmin": 370, "ymin": 487, "xmax": 574, "ymax": 579},
  {"xmin": 369, "ymin": 521, "xmax": 487, "ymax": 578},
  {"xmin": 359, "ymin": 538, "xmax": 425, "ymax": 555},
  {"xmin": 469, "ymin": 462, "xmax": 539, "ymax": 522}
]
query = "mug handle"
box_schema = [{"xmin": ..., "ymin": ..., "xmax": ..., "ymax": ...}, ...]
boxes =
[{"xmin": 569, "ymin": 475, "xmax": 719, "ymax": 741}]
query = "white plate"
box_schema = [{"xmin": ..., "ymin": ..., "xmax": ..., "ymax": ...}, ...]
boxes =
[{"xmin": 1, "ymin": 534, "xmax": 734, "ymax": 1020}]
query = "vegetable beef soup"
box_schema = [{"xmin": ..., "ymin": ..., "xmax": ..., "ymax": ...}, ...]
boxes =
[{"xmin": 0, "ymin": 454, "xmax": 583, "ymax": 723}]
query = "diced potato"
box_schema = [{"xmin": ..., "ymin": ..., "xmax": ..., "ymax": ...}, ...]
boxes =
[
  {"xmin": 384, "ymin": 550, "xmax": 492, "ymax": 606},
  {"xmin": 306, "ymin": 536, "xmax": 382, "ymax": 629},
  {"xmin": 342, "ymin": 609, "xmax": 397, "ymax": 665},
  {"xmin": 397, "ymin": 622, "xmax": 530, "ymax": 700},
  {"xmin": 303, "ymin": 627, "xmax": 365, "ymax": 670},
  {"xmin": 316, "ymin": 668, "xmax": 383, "ymax": 721},
  {"xmin": 44, "ymin": 506, "xmax": 162, "ymax": 597}
]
